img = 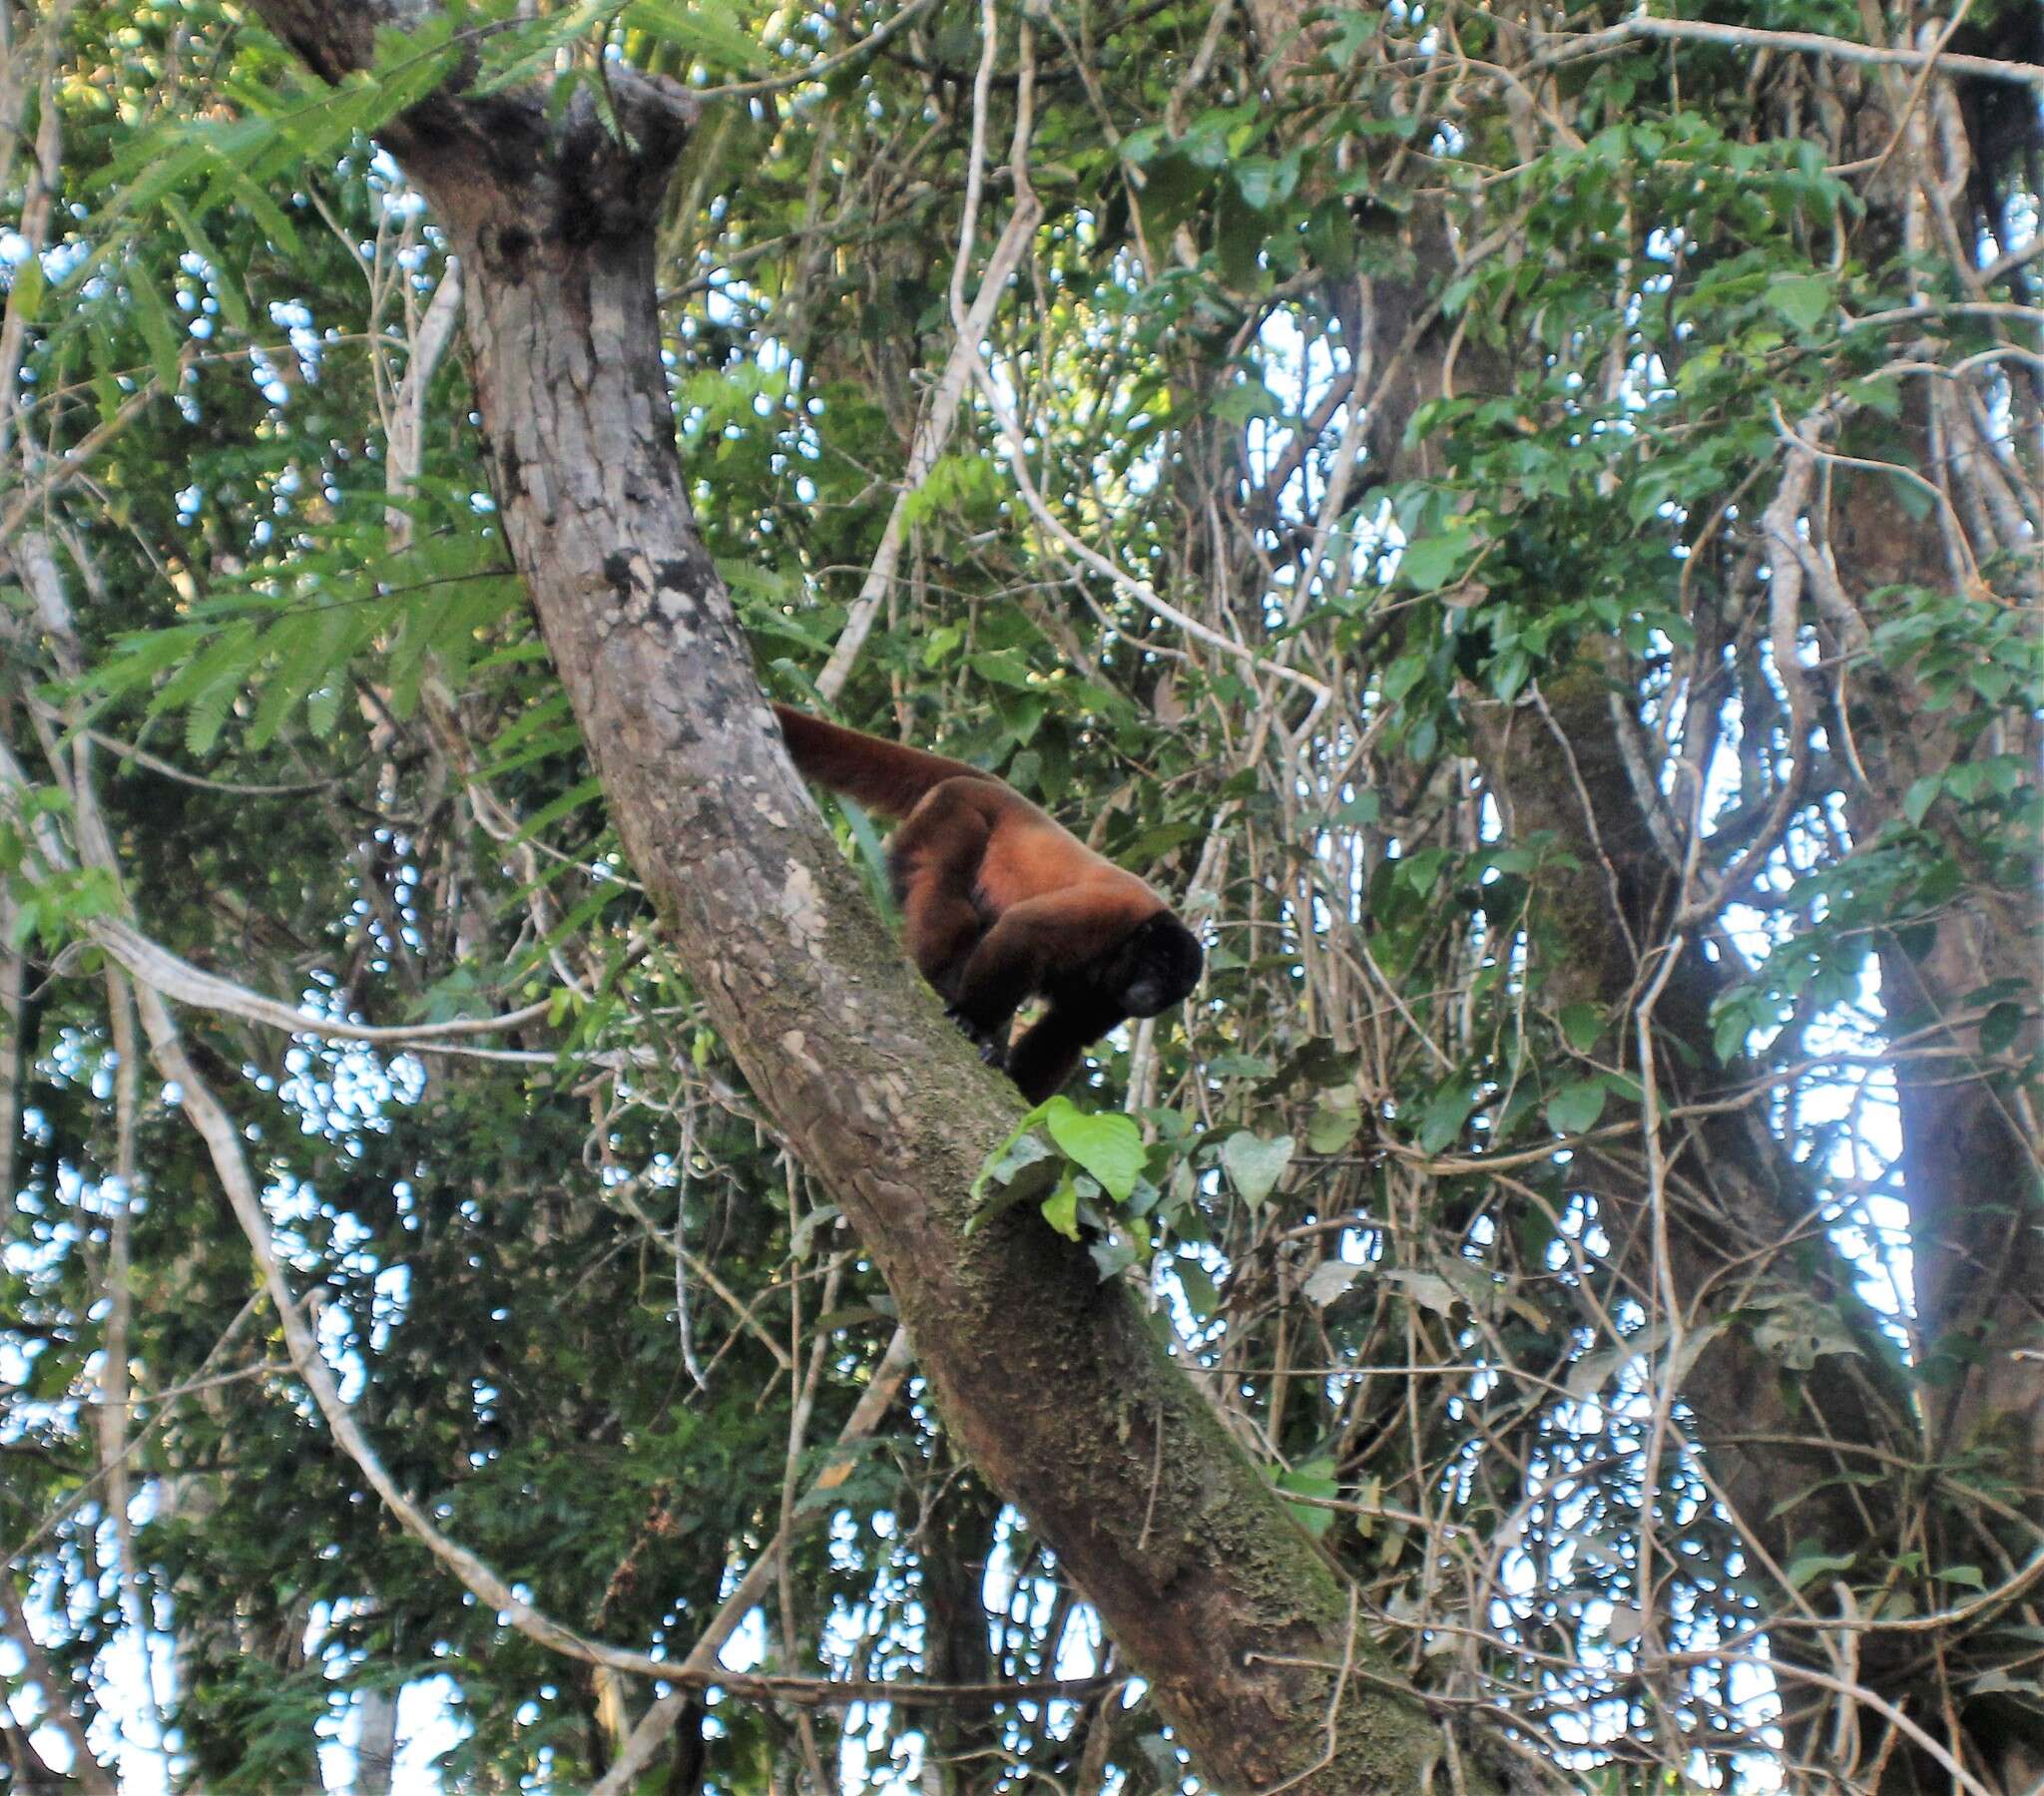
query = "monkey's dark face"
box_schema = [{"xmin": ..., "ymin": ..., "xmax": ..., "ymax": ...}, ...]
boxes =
[{"xmin": 1110, "ymin": 914, "xmax": 1205, "ymax": 1019}]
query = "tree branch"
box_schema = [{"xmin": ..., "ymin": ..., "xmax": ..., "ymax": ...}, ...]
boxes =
[
  {"xmin": 1550, "ymin": 15, "xmax": 2044, "ymax": 90},
  {"xmin": 216, "ymin": 7, "xmax": 1483, "ymax": 1789},
  {"xmin": 0, "ymin": 1577, "xmax": 115, "ymax": 1795}
]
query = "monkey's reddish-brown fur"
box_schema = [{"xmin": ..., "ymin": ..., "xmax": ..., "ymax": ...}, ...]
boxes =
[{"xmin": 771, "ymin": 704, "xmax": 1203, "ymax": 1101}]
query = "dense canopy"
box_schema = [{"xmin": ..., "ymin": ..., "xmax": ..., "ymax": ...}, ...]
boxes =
[{"xmin": 1, "ymin": 0, "xmax": 2039, "ymax": 1792}]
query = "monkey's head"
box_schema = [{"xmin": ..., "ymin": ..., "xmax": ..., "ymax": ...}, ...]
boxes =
[{"xmin": 1110, "ymin": 913, "xmax": 1205, "ymax": 1019}]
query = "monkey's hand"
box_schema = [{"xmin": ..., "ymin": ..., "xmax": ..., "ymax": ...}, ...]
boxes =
[{"xmin": 944, "ymin": 1003, "xmax": 1008, "ymax": 1071}]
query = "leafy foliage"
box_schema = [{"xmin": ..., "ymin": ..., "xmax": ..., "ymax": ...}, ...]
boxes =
[{"xmin": 3, "ymin": 0, "xmax": 2040, "ymax": 1789}]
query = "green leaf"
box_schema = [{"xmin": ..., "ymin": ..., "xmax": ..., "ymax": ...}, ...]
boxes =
[
  {"xmin": 1215, "ymin": 179, "xmax": 1266, "ymax": 289},
  {"xmin": 1487, "ymin": 649, "xmax": 1531, "ymax": 700},
  {"xmin": 508, "ymin": 774, "xmax": 606, "ymax": 845},
  {"xmin": 1127, "ymin": 148, "xmax": 1213, "ymax": 241},
  {"xmin": 1902, "ymin": 773, "xmax": 1941, "ymax": 826},
  {"xmin": 1306, "ymin": 1090, "xmax": 1361, "ymax": 1154},
  {"xmin": 1415, "ymin": 1081, "xmax": 1478, "ymax": 1155},
  {"xmin": 1220, "ymin": 1129, "xmax": 1293, "ymax": 1206},
  {"xmin": 1302, "ymin": 195, "xmax": 1358, "ymax": 279},
  {"xmin": 1274, "ymin": 1457, "xmax": 1338, "ymax": 1539},
  {"xmin": 1041, "ymin": 1171, "xmax": 1081, "ymax": 1241},
  {"xmin": 1211, "ymin": 381, "xmax": 1284, "ymax": 426},
  {"xmin": 1979, "ymin": 1001, "xmax": 2022, "ymax": 1056},
  {"xmin": 10, "ymin": 252, "xmax": 44, "ymax": 325},
  {"xmin": 1545, "ymin": 1078, "xmax": 1607, "ymax": 1137},
  {"xmin": 1230, "ymin": 155, "xmax": 1297, "ymax": 212},
  {"xmin": 305, "ymin": 674, "xmax": 346, "ymax": 739},
  {"xmin": 1766, "ymin": 274, "xmax": 1831, "ymax": 333},
  {"xmin": 968, "ymin": 650, "xmax": 1036, "ymax": 689},
  {"xmin": 162, "ymin": 196, "xmax": 252, "ymax": 334},
  {"xmin": 89, "ymin": 622, "xmax": 210, "ymax": 698},
  {"xmin": 479, "ymin": 692, "xmax": 577, "ymax": 773},
  {"xmin": 128, "ymin": 264, "xmax": 186, "ymax": 392},
  {"xmin": 1712, "ymin": 997, "xmax": 1754, "ymax": 1064},
  {"xmin": 154, "ymin": 620, "xmax": 259, "ymax": 750},
  {"xmin": 1043, "ymin": 1100, "xmax": 1145, "ymax": 1203},
  {"xmin": 1378, "ymin": 653, "xmax": 1429, "ymax": 703},
  {"xmin": 619, "ymin": 0, "xmax": 768, "ymax": 74},
  {"xmin": 1786, "ymin": 1549, "xmax": 1857, "ymax": 1591},
  {"xmin": 1324, "ymin": 9, "xmax": 1377, "ymax": 64},
  {"xmin": 1886, "ymin": 468, "xmax": 1934, "ymax": 522},
  {"xmin": 966, "ymin": 1128, "xmax": 1056, "ymax": 1230},
  {"xmin": 1600, "ymin": 1071, "xmax": 1644, "ymax": 1105},
  {"xmin": 1559, "ymin": 1003, "xmax": 1603, "ymax": 1054},
  {"xmin": 247, "ymin": 611, "xmax": 332, "ymax": 749},
  {"xmin": 186, "ymin": 669, "xmax": 239, "ymax": 756},
  {"xmin": 217, "ymin": 163, "xmax": 303, "ymax": 257},
  {"xmin": 1398, "ymin": 527, "xmax": 1476, "ymax": 591},
  {"xmin": 1396, "ymin": 846, "xmax": 1454, "ymax": 894}
]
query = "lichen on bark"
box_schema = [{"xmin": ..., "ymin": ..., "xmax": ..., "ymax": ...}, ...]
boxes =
[{"xmin": 235, "ymin": 8, "xmax": 1478, "ymax": 1791}]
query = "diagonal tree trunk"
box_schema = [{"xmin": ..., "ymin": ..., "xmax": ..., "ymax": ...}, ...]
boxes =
[{"xmin": 237, "ymin": 6, "xmax": 1477, "ymax": 1791}]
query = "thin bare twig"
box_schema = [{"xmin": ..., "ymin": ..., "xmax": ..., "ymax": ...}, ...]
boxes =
[{"xmin": 1550, "ymin": 16, "xmax": 2044, "ymax": 90}]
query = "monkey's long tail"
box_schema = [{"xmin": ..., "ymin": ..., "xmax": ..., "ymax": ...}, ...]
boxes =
[{"xmin": 770, "ymin": 704, "xmax": 998, "ymax": 819}]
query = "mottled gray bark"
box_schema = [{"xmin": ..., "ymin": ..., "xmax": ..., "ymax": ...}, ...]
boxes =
[{"xmin": 241, "ymin": 9, "xmax": 1471, "ymax": 1791}]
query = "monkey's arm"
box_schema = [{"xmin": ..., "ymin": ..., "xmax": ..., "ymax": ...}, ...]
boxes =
[
  {"xmin": 947, "ymin": 889, "xmax": 1148, "ymax": 1045},
  {"xmin": 890, "ymin": 786, "xmax": 994, "ymax": 1003},
  {"xmin": 1005, "ymin": 998, "xmax": 1126, "ymax": 1104}
]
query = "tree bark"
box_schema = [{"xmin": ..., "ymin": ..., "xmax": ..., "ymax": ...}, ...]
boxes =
[
  {"xmin": 1367, "ymin": 242, "xmax": 2040, "ymax": 1790},
  {"xmin": 239, "ymin": 8, "xmax": 1471, "ymax": 1791}
]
